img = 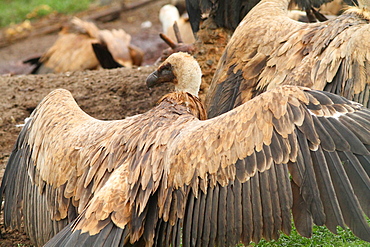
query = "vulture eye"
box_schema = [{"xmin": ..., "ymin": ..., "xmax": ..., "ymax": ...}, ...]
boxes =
[{"xmin": 146, "ymin": 63, "xmax": 176, "ymax": 88}]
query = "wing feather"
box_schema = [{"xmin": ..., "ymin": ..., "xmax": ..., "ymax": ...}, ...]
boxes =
[
  {"xmin": 191, "ymin": 190, "xmax": 201, "ymax": 246},
  {"xmin": 338, "ymin": 151, "xmax": 370, "ymax": 217},
  {"xmin": 217, "ymin": 185, "xmax": 227, "ymax": 246},
  {"xmin": 183, "ymin": 190, "xmax": 194, "ymax": 247},
  {"xmin": 266, "ymin": 164, "xmax": 281, "ymax": 241},
  {"xmin": 241, "ymin": 180, "xmax": 253, "ymax": 243},
  {"xmin": 340, "ymin": 115, "xmax": 370, "ymax": 145},
  {"xmin": 209, "ymin": 184, "xmax": 219, "ymax": 246},
  {"xmin": 233, "ymin": 179, "xmax": 243, "ymax": 241},
  {"xmin": 325, "ymin": 151, "xmax": 370, "ymax": 239},
  {"xmin": 318, "ymin": 116, "xmax": 351, "ymax": 151},
  {"xmin": 200, "ymin": 186, "xmax": 212, "ymax": 246},
  {"xmin": 250, "ymin": 173, "xmax": 263, "ymax": 243},
  {"xmin": 328, "ymin": 118, "xmax": 369, "ymax": 154},
  {"xmin": 275, "ymin": 164, "xmax": 292, "ymax": 236},
  {"xmin": 291, "ymin": 179, "xmax": 313, "ymax": 238},
  {"xmin": 260, "ymin": 170, "xmax": 274, "ymax": 241},
  {"xmin": 226, "ymin": 182, "xmax": 237, "ymax": 246},
  {"xmin": 295, "ymin": 129, "xmax": 326, "ymax": 225},
  {"xmin": 310, "ymin": 146, "xmax": 345, "ymax": 233}
]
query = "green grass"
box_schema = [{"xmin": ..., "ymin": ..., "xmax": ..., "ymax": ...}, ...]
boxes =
[
  {"xmin": 0, "ymin": 0, "xmax": 95, "ymax": 27},
  {"xmin": 250, "ymin": 220, "xmax": 370, "ymax": 247}
]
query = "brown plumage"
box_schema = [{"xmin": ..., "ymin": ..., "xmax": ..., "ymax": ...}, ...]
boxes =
[
  {"xmin": 184, "ymin": 0, "xmax": 354, "ymax": 96},
  {"xmin": 33, "ymin": 17, "xmax": 143, "ymax": 74},
  {"xmin": 206, "ymin": 0, "xmax": 370, "ymax": 118},
  {"xmin": 2, "ymin": 53, "xmax": 370, "ymax": 247}
]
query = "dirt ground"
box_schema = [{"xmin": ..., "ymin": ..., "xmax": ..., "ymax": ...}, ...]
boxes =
[{"xmin": 0, "ymin": 0, "xmax": 182, "ymax": 245}]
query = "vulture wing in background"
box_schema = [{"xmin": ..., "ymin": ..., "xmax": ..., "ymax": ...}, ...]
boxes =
[
  {"xmin": 92, "ymin": 43, "xmax": 124, "ymax": 69},
  {"xmin": 185, "ymin": 0, "xmax": 355, "ymax": 34},
  {"xmin": 182, "ymin": 0, "xmax": 357, "ymax": 95},
  {"xmin": 206, "ymin": 0, "xmax": 370, "ymax": 118},
  {"xmin": 186, "ymin": 0, "xmax": 260, "ymax": 33}
]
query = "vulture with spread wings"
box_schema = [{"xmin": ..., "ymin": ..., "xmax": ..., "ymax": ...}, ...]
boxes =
[
  {"xmin": 2, "ymin": 52, "xmax": 370, "ymax": 246},
  {"xmin": 206, "ymin": 0, "xmax": 370, "ymax": 118},
  {"xmin": 177, "ymin": 0, "xmax": 356, "ymax": 90}
]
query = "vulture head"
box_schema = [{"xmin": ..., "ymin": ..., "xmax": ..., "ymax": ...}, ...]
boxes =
[{"xmin": 146, "ymin": 52, "xmax": 202, "ymax": 97}]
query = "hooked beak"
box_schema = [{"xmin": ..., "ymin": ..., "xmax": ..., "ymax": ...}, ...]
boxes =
[
  {"xmin": 146, "ymin": 66, "xmax": 175, "ymax": 88},
  {"xmin": 146, "ymin": 71, "xmax": 160, "ymax": 88}
]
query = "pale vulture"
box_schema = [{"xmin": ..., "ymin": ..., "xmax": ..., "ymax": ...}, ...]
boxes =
[
  {"xmin": 206, "ymin": 0, "xmax": 370, "ymax": 118},
  {"xmin": 1, "ymin": 52, "xmax": 370, "ymax": 246},
  {"xmin": 159, "ymin": 4, "xmax": 195, "ymax": 44}
]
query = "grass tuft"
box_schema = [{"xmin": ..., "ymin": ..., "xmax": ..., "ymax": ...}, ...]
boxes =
[
  {"xmin": 0, "ymin": 0, "xmax": 94, "ymax": 27},
  {"xmin": 250, "ymin": 219, "xmax": 370, "ymax": 247}
]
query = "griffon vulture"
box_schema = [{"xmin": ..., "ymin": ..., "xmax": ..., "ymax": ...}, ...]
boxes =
[
  {"xmin": 180, "ymin": 0, "xmax": 356, "ymax": 91},
  {"xmin": 2, "ymin": 52, "xmax": 370, "ymax": 246},
  {"xmin": 206, "ymin": 0, "xmax": 370, "ymax": 119},
  {"xmin": 31, "ymin": 17, "xmax": 143, "ymax": 74}
]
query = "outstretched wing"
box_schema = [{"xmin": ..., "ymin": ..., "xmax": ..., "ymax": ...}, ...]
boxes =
[
  {"xmin": 0, "ymin": 89, "xmax": 191, "ymax": 246},
  {"xmin": 206, "ymin": 5, "xmax": 370, "ymax": 118},
  {"xmin": 46, "ymin": 86, "xmax": 370, "ymax": 247},
  {"xmin": 260, "ymin": 8, "xmax": 370, "ymax": 108}
]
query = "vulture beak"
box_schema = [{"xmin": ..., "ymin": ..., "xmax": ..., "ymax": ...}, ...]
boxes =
[{"xmin": 146, "ymin": 64, "xmax": 176, "ymax": 88}]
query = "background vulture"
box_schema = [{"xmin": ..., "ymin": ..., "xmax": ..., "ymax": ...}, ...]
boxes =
[
  {"xmin": 30, "ymin": 17, "xmax": 143, "ymax": 74},
  {"xmin": 206, "ymin": 0, "xmax": 370, "ymax": 118},
  {"xmin": 159, "ymin": 4, "xmax": 195, "ymax": 44},
  {"xmin": 186, "ymin": 0, "xmax": 356, "ymax": 34},
  {"xmin": 179, "ymin": 0, "xmax": 356, "ymax": 96},
  {"xmin": 2, "ymin": 52, "xmax": 370, "ymax": 246}
]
